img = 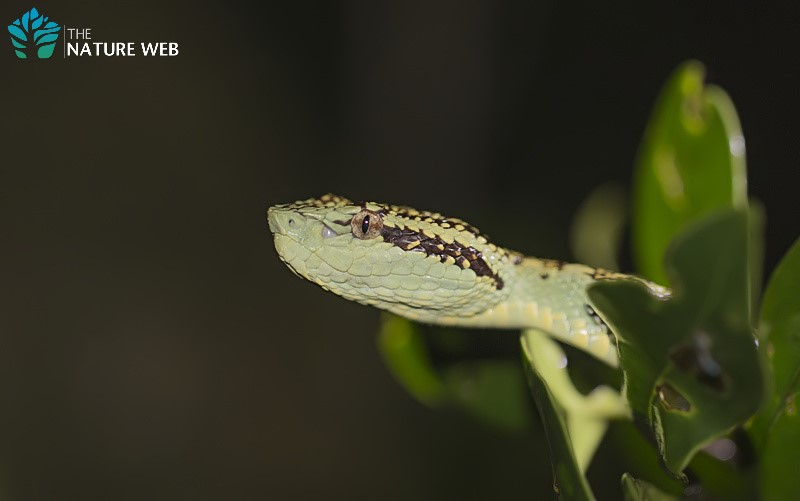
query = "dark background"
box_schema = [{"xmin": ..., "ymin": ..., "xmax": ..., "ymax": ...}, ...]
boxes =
[{"xmin": 2, "ymin": 1, "xmax": 799, "ymax": 499}]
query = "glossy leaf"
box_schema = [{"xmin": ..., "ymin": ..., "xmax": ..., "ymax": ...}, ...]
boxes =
[
  {"xmin": 606, "ymin": 422, "xmax": 686, "ymax": 497},
  {"xmin": 749, "ymin": 238, "xmax": 800, "ymax": 500},
  {"xmin": 377, "ymin": 314, "xmax": 446, "ymax": 407},
  {"xmin": 570, "ymin": 182, "xmax": 627, "ymax": 271},
  {"xmin": 759, "ymin": 402, "xmax": 800, "ymax": 501},
  {"xmin": 621, "ymin": 473, "xmax": 680, "ymax": 501},
  {"xmin": 589, "ymin": 210, "xmax": 763, "ymax": 474},
  {"xmin": 753, "ymin": 237, "xmax": 800, "ymax": 433},
  {"xmin": 443, "ymin": 360, "xmax": 531, "ymax": 432},
  {"xmin": 632, "ymin": 61, "xmax": 747, "ymax": 285},
  {"xmin": 378, "ymin": 314, "xmax": 532, "ymax": 430},
  {"xmin": 521, "ymin": 330, "xmax": 595, "ymax": 500},
  {"xmin": 521, "ymin": 329, "xmax": 629, "ymax": 500},
  {"xmin": 687, "ymin": 450, "xmax": 754, "ymax": 501}
]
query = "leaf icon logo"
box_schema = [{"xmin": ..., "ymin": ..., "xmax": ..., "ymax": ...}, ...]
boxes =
[{"xmin": 8, "ymin": 7, "xmax": 61, "ymax": 59}]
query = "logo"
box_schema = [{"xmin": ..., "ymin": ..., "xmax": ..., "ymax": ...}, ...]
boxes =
[
  {"xmin": 6, "ymin": 7, "xmax": 180, "ymax": 60},
  {"xmin": 7, "ymin": 7, "xmax": 61, "ymax": 59}
]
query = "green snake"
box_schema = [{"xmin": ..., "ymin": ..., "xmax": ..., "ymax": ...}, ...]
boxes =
[{"xmin": 267, "ymin": 194, "xmax": 669, "ymax": 366}]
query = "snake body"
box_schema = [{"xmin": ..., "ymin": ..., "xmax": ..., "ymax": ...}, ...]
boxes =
[{"xmin": 268, "ymin": 194, "xmax": 668, "ymax": 366}]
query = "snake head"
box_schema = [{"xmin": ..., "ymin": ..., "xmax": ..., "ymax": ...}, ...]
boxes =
[{"xmin": 267, "ymin": 194, "xmax": 513, "ymax": 320}]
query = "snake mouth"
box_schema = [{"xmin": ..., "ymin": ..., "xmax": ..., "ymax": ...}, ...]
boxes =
[
  {"xmin": 271, "ymin": 232, "xmax": 311, "ymax": 280},
  {"xmin": 268, "ymin": 208, "xmax": 306, "ymax": 271}
]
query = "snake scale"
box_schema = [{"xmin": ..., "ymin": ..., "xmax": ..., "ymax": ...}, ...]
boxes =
[{"xmin": 268, "ymin": 194, "xmax": 668, "ymax": 366}]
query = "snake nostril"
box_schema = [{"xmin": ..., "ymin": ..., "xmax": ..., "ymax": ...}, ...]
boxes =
[{"xmin": 288, "ymin": 218, "xmax": 295, "ymax": 226}]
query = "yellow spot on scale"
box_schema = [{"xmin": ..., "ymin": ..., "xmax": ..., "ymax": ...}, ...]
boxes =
[
  {"xmin": 461, "ymin": 259, "xmax": 471, "ymax": 269},
  {"xmin": 455, "ymin": 224, "xmax": 465, "ymax": 231},
  {"xmin": 492, "ymin": 302, "xmax": 510, "ymax": 321},
  {"xmin": 552, "ymin": 319, "xmax": 570, "ymax": 336},
  {"xmin": 405, "ymin": 240, "xmax": 420, "ymax": 250},
  {"xmin": 524, "ymin": 301, "xmax": 539, "ymax": 319},
  {"xmin": 570, "ymin": 328, "xmax": 589, "ymax": 348},
  {"xmin": 422, "ymin": 228, "xmax": 435, "ymax": 238},
  {"xmin": 539, "ymin": 307, "xmax": 553, "ymax": 329},
  {"xmin": 571, "ymin": 319, "xmax": 588, "ymax": 331},
  {"xmin": 588, "ymin": 332, "xmax": 611, "ymax": 359}
]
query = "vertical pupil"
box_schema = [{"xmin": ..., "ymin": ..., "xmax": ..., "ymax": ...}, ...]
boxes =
[{"xmin": 361, "ymin": 215, "xmax": 371, "ymax": 234}]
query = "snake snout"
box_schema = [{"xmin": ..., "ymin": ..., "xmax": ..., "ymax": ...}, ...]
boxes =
[{"xmin": 267, "ymin": 207, "xmax": 304, "ymax": 238}]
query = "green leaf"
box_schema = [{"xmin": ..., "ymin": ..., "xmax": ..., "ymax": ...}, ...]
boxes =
[
  {"xmin": 748, "ymin": 238, "xmax": 800, "ymax": 500},
  {"xmin": 747, "ymin": 202, "xmax": 766, "ymax": 318},
  {"xmin": 521, "ymin": 329, "xmax": 629, "ymax": 500},
  {"xmin": 753, "ymin": 237, "xmax": 800, "ymax": 433},
  {"xmin": 377, "ymin": 314, "xmax": 446, "ymax": 407},
  {"xmin": 521, "ymin": 331, "xmax": 595, "ymax": 501},
  {"xmin": 606, "ymin": 422, "xmax": 686, "ymax": 496},
  {"xmin": 687, "ymin": 450, "xmax": 755, "ymax": 501},
  {"xmin": 443, "ymin": 360, "xmax": 531, "ymax": 432},
  {"xmin": 632, "ymin": 61, "xmax": 747, "ymax": 285},
  {"xmin": 621, "ymin": 473, "xmax": 680, "ymax": 501},
  {"xmin": 758, "ymin": 400, "xmax": 800, "ymax": 501},
  {"xmin": 570, "ymin": 182, "xmax": 628, "ymax": 271},
  {"xmin": 378, "ymin": 314, "xmax": 533, "ymax": 430},
  {"xmin": 589, "ymin": 210, "xmax": 764, "ymax": 475}
]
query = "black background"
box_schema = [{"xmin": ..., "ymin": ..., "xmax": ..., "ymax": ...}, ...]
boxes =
[{"xmin": 2, "ymin": 1, "xmax": 799, "ymax": 499}]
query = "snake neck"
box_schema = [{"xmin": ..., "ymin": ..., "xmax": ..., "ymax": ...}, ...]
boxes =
[{"xmin": 419, "ymin": 258, "xmax": 656, "ymax": 366}]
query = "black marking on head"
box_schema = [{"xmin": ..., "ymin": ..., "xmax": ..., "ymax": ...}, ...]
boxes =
[
  {"xmin": 380, "ymin": 226, "xmax": 504, "ymax": 289},
  {"xmin": 286, "ymin": 195, "xmax": 510, "ymax": 289},
  {"xmin": 540, "ymin": 272, "xmax": 549, "ymax": 280}
]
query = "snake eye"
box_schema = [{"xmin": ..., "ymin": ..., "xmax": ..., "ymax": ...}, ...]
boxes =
[{"xmin": 351, "ymin": 210, "xmax": 383, "ymax": 239}]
